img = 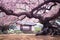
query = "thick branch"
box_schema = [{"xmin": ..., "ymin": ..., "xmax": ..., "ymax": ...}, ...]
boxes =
[
  {"xmin": 31, "ymin": 0, "xmax": 60, "ymax": 16},
  {"xmin": 0, "ymin": 6, "xmax": 32, "ymax": 17}
]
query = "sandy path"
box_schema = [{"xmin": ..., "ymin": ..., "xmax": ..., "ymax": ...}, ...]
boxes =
[{"xmin": 0, "ymin": 34, "xmax": 60, "ymax": 40}]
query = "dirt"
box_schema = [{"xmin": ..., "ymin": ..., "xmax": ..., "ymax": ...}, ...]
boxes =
[{"xmin": 0, "ymin": 34, "xmax": 60, "ymax": 40}]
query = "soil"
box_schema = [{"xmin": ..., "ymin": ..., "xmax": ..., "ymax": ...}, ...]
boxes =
[{"xmin": 0, "ymin": 34, "xmax": 60, "ymax": 40}]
